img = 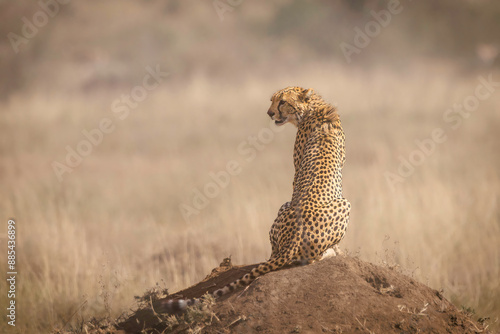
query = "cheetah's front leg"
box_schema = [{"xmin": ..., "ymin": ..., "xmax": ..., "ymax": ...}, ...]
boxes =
[{"xmin": 320, "ymin": 245, "xmax": 344, "ymax": 260}]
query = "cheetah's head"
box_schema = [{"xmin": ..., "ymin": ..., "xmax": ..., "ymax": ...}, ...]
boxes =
[{"xmin": 267, "ymin": 86, "xmax": 314, "ymax": 127}]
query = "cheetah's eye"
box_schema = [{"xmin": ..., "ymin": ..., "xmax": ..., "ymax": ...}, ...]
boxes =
[{"xmin": 278, "ymin": 100, "xmax": 286, "ymax": 107}]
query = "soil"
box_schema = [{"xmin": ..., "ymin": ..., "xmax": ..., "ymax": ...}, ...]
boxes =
[{"xmin": 116, "ymin": 256, "xmax": 489, "ymax": 334}]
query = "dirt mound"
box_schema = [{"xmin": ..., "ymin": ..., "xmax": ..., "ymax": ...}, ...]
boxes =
[{"xmin": 117, "ymin": 256, "xmax": 489, "ymax": 333}]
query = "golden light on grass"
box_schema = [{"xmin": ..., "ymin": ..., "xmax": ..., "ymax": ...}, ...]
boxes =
[{"xmin": 1, "ymin": 64, "xmax": 499, "ymax": 332}]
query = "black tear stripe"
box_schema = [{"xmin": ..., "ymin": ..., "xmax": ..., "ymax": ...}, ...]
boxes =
[{"xmin": 277, "ymin": 104, "xmax": 284, "ymax": 119}]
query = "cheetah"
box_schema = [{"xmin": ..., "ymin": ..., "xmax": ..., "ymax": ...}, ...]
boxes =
[{"xmin": 161, "ymin": 86, "xmax": 351, "ymax": 313}]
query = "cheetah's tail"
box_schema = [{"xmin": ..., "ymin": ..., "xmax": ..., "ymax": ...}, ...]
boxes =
[
  {"xmin": 212, "ymin": 256, "xmax": 288, "ymax": 297},
  {"xmin": 158, "ymin": 298, "xmax": 200, "ymax": 314},
  {"xmin": 158, "ymin": 257, "xmax": 289, "ymax": 314}
]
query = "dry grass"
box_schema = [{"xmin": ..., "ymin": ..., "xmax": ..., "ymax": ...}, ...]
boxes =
[
  {"xmin": 0, "ymin": 63, "xmax": 499, "ymax": 333},
  {"xmin": 0, "ymin": 2, "xmax": 500, "ymax": 332}
]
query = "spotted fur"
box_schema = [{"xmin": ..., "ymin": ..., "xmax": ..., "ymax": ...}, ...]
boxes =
[{"xmin": 160, "ymin": 86, "xmax": 350, "ymax": 313}]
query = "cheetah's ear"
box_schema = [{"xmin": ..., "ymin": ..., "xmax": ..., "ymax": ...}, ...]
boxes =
[{"xmin": 301, "ymin": 88, "xmax": 314, "ymax": 102}]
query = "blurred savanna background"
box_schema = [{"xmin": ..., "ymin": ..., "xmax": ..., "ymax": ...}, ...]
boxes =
[{"xmin": 1, "ymin": 0, "xmax": 499, "ymax": 332}]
